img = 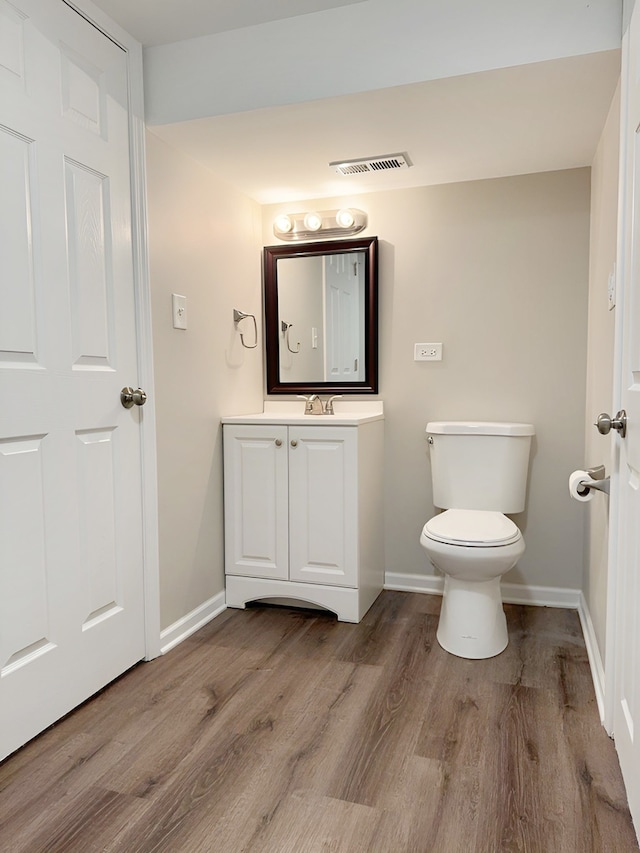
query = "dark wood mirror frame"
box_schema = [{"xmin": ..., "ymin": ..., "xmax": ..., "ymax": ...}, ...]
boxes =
[{"xmin": 264, "ymin": 236, "xmax": 379, "ymax": 395}]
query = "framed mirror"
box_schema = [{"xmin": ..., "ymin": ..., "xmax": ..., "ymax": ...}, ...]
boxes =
[{"xmin": 264, "ymin": 236, "xmax": 378, "ymax": 394}]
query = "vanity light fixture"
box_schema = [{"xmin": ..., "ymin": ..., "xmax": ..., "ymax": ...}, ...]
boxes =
[
  {"xmin": 303, "ymin": 211, "xmax": 323, "ymax": 232},
  {"xmin": 272, "ymin": 208, "xmax": 367, "ymax": 241},
  {"xmin": 335, "ymin": 208, "xmax": 355, "ymax": 228},
  {"xmin": 273, "ymin": 214, "xmax": 293, "ymax": 234}
]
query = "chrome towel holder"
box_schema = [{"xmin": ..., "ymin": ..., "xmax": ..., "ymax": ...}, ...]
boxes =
[
  {"xmin": 281, "ymin": 320, "xmax": 300, "ymax": 353},
  {"xmin": 233, "ymin": 309, "xmax": 257, "ymax": 349}
]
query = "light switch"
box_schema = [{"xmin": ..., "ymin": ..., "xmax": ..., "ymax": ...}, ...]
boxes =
[{"xmin": 172, "ymin": 293, "xmax": 187, "ymax": 329}]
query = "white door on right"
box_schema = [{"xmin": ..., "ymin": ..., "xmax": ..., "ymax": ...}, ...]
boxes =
[{"xmin": 613, "ymin": 1, "xmax": 640, "ymax": 831}]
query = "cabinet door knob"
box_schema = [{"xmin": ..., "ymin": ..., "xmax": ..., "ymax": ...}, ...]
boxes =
[
  {"xmin": 291, "ymin": 440, "xmax": 298, "ymax": 447},
  {"xmin": 275, "ymin": 439, "xmax": 282, "ymax": 447}
]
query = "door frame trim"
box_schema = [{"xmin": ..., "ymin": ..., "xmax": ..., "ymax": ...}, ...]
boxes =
[
  {"xmin": 65, "ymin": 0, "xmax": 161, "ymax": 659},
  {"xmin": 603, "ymin": 18, "xmax": 630, "ymax": 737}
]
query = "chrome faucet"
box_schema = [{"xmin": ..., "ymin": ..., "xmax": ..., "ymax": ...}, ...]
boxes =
[{"xmin": 297, "ymin": 394, "xmax": 343, "ymax": 415}]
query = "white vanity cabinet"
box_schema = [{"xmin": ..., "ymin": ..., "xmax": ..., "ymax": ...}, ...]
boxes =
[{"xmin": 222, "ymin": 409, "xmax": 384, "ymax": 623}]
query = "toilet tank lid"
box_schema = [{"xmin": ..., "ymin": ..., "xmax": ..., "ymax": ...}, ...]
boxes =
[{"xmin": 426, "ymin": 421, "xmax": 535, "ymax": 436}]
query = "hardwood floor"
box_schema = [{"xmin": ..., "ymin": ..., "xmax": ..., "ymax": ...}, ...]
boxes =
[{"xmin": 0, "ymin": 591, "xmax": 638, "ymax": 852}]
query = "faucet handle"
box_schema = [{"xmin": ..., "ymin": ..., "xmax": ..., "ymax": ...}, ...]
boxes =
[
  {"xmin": 297, "ymin": 394, "xmax": 319, "ymax": 414},
  {"xmin": 297, "ymin": 394, "xmax": 313, "ymax": 414},
  {"xmin": 324, "ymin": 395, "xmax": 343, "ymax": 415}
]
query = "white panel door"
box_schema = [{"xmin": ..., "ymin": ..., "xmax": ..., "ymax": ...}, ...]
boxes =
[
  {"xmin": 613, "ymin": 2, "xmax": 640, "ymax": 831},
  {"xmin": 224, "ymin": 425, "xmax": 289, "ymax": 580},
  {"xmin": 0, "ymin": 0, "xmax": 146, "ymax": 759},
  {"xmin": 324, "ymin": 253, "xmax": 364, "ymax": 381},
  {"xmin": 288, "ymin": 426, "xmax": 357, "ymax": 587}
]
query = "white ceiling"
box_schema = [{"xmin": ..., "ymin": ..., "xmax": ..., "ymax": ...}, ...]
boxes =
[
  {"xmin": 150, "ymin": 51, "xmax": 620, "ymax": 205},
  {"xmin": 88, "ymin": 0, "xmax": 366, "ymax": 46},
  {"xmin": 89, "ymin": 0, "xmax": 620, "ymax": 205}
]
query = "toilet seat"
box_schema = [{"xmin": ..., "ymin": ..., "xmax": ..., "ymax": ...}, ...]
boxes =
[{"xmin": 423, "ymin": 509, "xmax": 520, "ymax": 547}]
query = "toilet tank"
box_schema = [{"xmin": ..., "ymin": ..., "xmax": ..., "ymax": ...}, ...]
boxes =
[{"xmin": 427, "ymin": 421, "xmax": 534, "ymax": 513}]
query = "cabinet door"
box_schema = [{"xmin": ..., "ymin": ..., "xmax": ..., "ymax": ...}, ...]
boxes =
[
  {"xmin": 288, "ymin": 427, "xmax": 358, "ymax": 587},
  {"xmin": 224, "ymin": 425, "xmax": 288, "ymax": 579}
]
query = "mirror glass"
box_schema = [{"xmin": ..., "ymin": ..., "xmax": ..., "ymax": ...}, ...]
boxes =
[{"xmin": 264, "ymin": 237, "xmax": 378, "ymax": 394}]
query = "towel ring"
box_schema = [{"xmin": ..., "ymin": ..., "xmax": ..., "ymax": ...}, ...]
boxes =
[
  {"xmin": 281, "ymin": 320, "xmax": 300, "ymax": 354},
  {"xmin": 233, "ymin": 309, "xmax": 257, "ymax": 349}
]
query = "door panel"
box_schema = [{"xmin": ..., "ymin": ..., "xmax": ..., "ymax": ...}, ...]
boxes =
[
  {"xmin": 224, "ymin": 425, "xmax": 289, "ymax": 580},
  {"xmin": 0, "ymin": 436, "xmax": 49, "ymax": 670},
  {"xmin": 0, "ymin": 0, "xmax": 145, "ymax": 760},
  {"xmin": 0, "ymin": 126, "xmax": 39, "ymax": 363},
  {"xmin": 65, "ymin": 159, "xmax": 114, "ymax": 368},
  {"xmin": 76, "ymin": 428, "xmax": 119, "ymax": 624},
  {"xmin": 289, "ymin": 427, "xmax": 357, "ymax": 587}
]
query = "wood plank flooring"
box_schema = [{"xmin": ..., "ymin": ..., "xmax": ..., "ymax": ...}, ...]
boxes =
[{"xmin": 0, "ymin": 591, "xmax": 638, "ymax": 852}]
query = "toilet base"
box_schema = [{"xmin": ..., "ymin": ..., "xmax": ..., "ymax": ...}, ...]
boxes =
[{"xmin": 437, "ymin": 574, "xmax": 508, "ymax": 659}]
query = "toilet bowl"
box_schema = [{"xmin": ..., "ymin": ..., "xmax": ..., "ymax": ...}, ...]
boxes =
[
  {"xmin": 420, "ymin": 421, "xmax": 534, "ymax": 660},
  {"xmin": 420, "ymin": 509, "xmax": 525, "ymax": 658}
]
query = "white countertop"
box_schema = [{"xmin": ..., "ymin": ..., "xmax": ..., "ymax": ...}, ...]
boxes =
[{"xmin": 222, "ymin": 401, "xmax": 384, "ymax": 426}]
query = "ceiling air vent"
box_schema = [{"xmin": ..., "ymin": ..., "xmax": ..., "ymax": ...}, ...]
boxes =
[{"xmin": 330, "ymin": 152, "xmax": 412, "ymax": 175}]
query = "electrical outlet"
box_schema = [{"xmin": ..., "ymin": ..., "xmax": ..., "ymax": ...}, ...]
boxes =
[{"xmin": 414, "ymin": 342, "xmax": 443, "ymax": 361}]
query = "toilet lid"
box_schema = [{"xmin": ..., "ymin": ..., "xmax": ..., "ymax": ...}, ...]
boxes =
[{"xmin": 424, "ymin": 509, "xmax": 520, "ymax": 547}]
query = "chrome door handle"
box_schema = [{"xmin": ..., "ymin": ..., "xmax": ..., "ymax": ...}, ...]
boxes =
[
  {"xmin": 595, "ymin": 409, "xmax": 627, "ymax": 438},
  {"xmin": 121, "ymin": 387, "xmax": 147, "ymax": 409}
]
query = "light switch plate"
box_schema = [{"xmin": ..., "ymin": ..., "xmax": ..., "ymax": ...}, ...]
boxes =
[{"xmin": 172, "ymin": 293, "xmax": 187, "ymax": 329}]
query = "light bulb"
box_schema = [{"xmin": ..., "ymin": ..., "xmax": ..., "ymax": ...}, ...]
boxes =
[
  {"xmin": 274, "ymin": 214, "xmax": 293, "ymax": 234},
  {"xmin": 303, "ymin": 212, "xmax": 322, "ymax": 232},
  {"xmin": 336, "ymin": 208, "xmax": 355, "ymax": 228}
]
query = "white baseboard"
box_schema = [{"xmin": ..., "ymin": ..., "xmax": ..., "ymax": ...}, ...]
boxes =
[
  {"xmin": 384, "ymin": 572, "xmax": 444, "ymax": 596},
  {"xmin": 500, "ymin": 582, "xmax": 580, "ymax": 608},
  {"xmin": 384, "ymin": 572, "xmax": 581, "ymax": 608},
  {"xmin": 577, "ymin": 592, "xmax": 606, "ymax": 723},
  {"xmin": 160, "ymin": 591, "xmax": 226, "ymax": 655}
]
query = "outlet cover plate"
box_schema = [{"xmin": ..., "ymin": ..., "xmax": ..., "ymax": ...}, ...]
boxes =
[{"xmin": 414, "ymin": 342, "xmax": 442, "ymax": 361}]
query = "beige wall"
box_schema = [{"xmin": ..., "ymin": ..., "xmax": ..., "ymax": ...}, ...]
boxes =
[
  {"xmin": 264, "ymin": 169, "xmax": 591, "ymax": 591},
  {"xmin": 145, "ymin": 150, "xmax": 594, "ymax": 628},
  {"xmin": 146, "ymin": 131, "xmax": 263, "ymax": 630},
  {"xmin": 584, "ymin": 82, "xmax": 620, "ymax": 657}
]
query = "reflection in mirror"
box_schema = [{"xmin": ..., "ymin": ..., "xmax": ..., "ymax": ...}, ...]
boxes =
[
  {"xmin": 264, "ymin": 237, "xmax": 378, "ymax": 394},
  {"xmin": 277, "ymin": 253, "xmax": 365, "ymax": 383}
]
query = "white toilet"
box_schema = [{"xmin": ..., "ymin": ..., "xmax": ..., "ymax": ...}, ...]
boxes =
[{"xmin": 419, "ymin": 421, "xmax": 534, "ymax": 659}]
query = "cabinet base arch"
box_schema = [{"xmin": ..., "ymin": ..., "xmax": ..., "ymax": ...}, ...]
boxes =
[{"xmin": 225, "ymin": 575, "xmax": 381, "ymax": 623}]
